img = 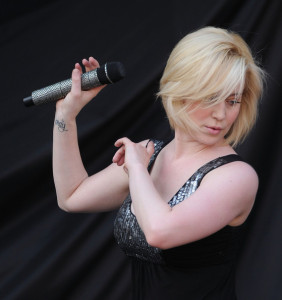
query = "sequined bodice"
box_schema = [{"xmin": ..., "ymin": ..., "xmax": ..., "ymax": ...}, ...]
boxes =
[{"xmin": 113, "ymin": 140, "xmax": 243, "ymax": 265}]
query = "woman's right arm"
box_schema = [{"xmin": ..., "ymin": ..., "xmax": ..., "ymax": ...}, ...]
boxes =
[{"xmin": 52, "ymin": 57, "xmax": 129, "ymax": 212}]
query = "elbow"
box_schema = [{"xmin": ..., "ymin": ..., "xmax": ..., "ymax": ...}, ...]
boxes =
[
  {"xmin": 57, "ymin": 196, "xmax": 75, "ymax": 213},
  {"xmin": 57, "ymin": 199, "xmax": 70, "ymax": 212},
  {"xmin": 144, "ymin": 226, "xmax": 170, "ymax": 250},
  {"xmin": 55, "ymin": 187, "xmax": 81, "ymax": 212}
]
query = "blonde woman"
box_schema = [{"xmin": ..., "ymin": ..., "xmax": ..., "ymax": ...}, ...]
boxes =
[{"xmin": 53, "ymin": 27, "xmax": 265, "ymax": 299}]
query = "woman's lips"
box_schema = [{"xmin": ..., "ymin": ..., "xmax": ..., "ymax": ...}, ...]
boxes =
[{"xmin": 205, "ymin": 126, "xmax": 222, "ymax": 135}]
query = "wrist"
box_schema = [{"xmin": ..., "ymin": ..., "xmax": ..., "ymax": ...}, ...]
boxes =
[
  {"xmin": 55, "ymin": 107, "xmax": 76, "ymax": 122},
  {"xmin": 54, "ymin": 110, "xmax": 76, "ymax": 133},
  {"xmin": 128, "ymin": 162, "xmax": 148, "ymax": 177}
]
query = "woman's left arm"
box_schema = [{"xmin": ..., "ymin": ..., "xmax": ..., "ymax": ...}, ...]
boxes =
[{"xmin": 113, "ymin": 138, "xmax": 258, "ymax": 250}]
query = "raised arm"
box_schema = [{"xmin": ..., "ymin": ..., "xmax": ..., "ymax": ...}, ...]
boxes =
[{"xmin": 53, "ymin": 57, "xmax": 129, "ymax": 212}]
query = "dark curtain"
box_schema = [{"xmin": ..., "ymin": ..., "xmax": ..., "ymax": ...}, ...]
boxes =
[{"xmin": 1, "ymin": 0, "xmax": 281, "ymax": 299}]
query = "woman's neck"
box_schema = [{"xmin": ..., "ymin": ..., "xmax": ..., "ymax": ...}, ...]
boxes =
[{"xmin": 169, "ymin": 129, "xmax": 228, "ymax": 160}]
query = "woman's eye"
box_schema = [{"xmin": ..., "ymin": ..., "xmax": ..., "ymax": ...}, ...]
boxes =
[{"xmin": 226, "ymin": 99, "xmax": 241, "ymax": 106}]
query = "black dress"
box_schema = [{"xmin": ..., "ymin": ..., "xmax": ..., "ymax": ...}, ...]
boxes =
[{"xmin": 114, "ymin": 140, "xmax": 245, "ymax": 300}]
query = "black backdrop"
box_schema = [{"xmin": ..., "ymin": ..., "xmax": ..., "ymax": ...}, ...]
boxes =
[{"xmin": 1, "ymin": 0, "xmax": 282, "ymax": 299}]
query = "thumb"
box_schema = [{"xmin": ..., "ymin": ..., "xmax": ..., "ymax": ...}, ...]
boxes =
[{"xmin": 70, "ymin": 68, "xmax": 82, "ymax": 96}]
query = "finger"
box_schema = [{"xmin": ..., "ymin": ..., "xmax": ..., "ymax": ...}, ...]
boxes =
[
  {"xmin": 83, "ymin": 57, "xmax": 99, "ymax": 72},
  {"xmin": 112, "ymin": 149, "xmax": 122, "ymax": 163},
  {"xmin": 82, "ymin": 58, "xmax": 92, "ymax": 72},
  {"xmin": 75, "ymin": 63, "xmax": 83, "ymax": 74},
  {"xmin": 89, "ymin": 57, "xmax": 100, "ymax": 68},
  {"xmin": 112, "ymin": 146, "xmax": 125, "ymax": 164},
  {"xmin": 117, "ymin": 156, "xmax": 125, "ymax": 166},
  {"xmin": 113, "ymin": 153, "xmax": 125, "ymax": 166},
  {"xmin": 114, "ymin": 137, "xmax": 131, "ymax": 148},
  {"xmin": 114, "ymin": 140, "xmax": 123, "ymax": 148},
  {"xmin": 70, "ymin": 68, "xmax": 81, "ymax": 96}
]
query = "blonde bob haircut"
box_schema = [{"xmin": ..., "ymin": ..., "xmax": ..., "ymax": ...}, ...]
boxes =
[{"xmin": 158, "ymin": 26, "xmax": 265, "ymax": 146}]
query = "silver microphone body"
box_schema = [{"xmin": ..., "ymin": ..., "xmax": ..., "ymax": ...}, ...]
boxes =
[{"xmin": 23, "ymin": 62, "xmax": 125, "ymax": 106}]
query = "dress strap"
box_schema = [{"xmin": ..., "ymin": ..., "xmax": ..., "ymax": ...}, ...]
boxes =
[
  {"xmin": 147, "ymin": 139, "xmax": 169, "ymax": 172},
  {"xmin": 168, "ymin": 154, "xmax": 244, "ymax": 207}
]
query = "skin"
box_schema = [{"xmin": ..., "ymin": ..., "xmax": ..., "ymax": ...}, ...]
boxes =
[{"xmin": 53, "ymin": 57, "xmax": 258, "ymax": 250}]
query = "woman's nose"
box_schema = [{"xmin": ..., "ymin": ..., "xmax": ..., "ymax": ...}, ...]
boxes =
[{"xmin": 211, "ymin": 102, "xmax": 226, "ymax": 120}]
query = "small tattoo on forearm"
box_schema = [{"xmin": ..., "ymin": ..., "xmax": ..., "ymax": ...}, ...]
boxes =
[{"xmin": 55, "ymin": 119, "xmax": 68, "ymax": 132}]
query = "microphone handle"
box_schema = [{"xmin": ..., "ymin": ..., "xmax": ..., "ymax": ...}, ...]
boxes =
[{"xmin": 24, "ymin": 68, "xmax": 101, "ymax": 106}]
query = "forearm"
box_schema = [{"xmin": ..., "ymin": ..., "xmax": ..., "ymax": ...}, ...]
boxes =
[{"xmin": 53, "ymin": 111, "xmax": 88, "ymax": 207}]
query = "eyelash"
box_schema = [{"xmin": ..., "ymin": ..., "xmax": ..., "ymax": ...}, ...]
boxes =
[{"xmin": 226, "ymin": 100, "xmax": 241, "ymax": 106}]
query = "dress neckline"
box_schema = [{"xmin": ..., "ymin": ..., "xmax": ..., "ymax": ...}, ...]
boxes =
[{"xmin": 148, "ymin": 140, "xmax": 242, "ymax": 204}]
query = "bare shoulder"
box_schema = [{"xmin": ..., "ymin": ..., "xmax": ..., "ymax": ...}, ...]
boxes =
[
  {"xmin": 199, "ymin": 159, "xmax": 259, "ymax": 225},
  {"xmin": 221, "ymin": 159, "xmax": 257, "ymax": 185},
  {"xmin": 204, "ymin": 159, "xmax": 258, "ymax": 194},
  {"xmin": 204, "ymin": 158, "xmax": 258, "ymax": 184}
]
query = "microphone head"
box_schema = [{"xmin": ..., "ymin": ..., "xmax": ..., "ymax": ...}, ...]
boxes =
[{"xmin": 97, "ymin": 62, "xmax": 126, "ymax": 84}]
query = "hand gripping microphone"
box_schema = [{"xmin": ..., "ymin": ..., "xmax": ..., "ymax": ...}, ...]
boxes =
[{"xmin": 23, "ymin": 62, "xmax": 125, "ymax": 106}]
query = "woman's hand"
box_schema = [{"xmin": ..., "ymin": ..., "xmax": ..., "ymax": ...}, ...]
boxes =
[
  {"xmin": 112, "ymin": 138, "xmax": 154, "ymax": 175},
  {"xmin": 56, "ymin": 57, "xmax": 106, "ymax": 120}
]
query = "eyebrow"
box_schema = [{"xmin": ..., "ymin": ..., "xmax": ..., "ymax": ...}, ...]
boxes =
[{"xmin": 227, "ymin": 93, "xmax": 242, "ymax": 98}]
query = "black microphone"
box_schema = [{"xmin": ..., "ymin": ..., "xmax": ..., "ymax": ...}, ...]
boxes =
[{"xmin": 23, "ymin": 62, "xmax": 126, "ymax": 107}]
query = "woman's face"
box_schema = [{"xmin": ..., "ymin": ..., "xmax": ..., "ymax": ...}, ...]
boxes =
[{"xmin": 185, "ymin": 95, "xmax": 241, "ymax": 146}]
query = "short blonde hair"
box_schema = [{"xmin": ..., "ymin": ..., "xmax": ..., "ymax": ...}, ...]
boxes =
[{"xmin": 158, "ymin": 27, "xmax": 265, "ymax": 146}]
